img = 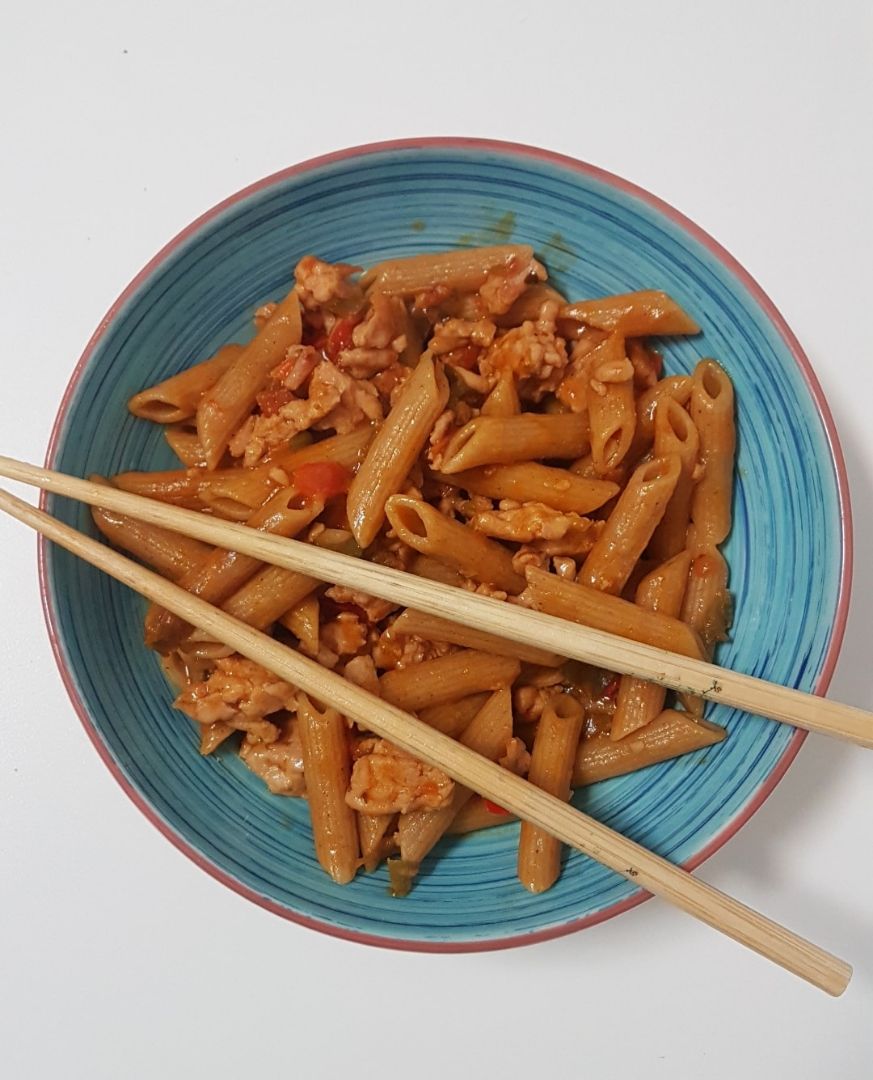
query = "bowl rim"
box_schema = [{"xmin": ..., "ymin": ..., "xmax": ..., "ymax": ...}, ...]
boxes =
[{"xmin": 39, "ymin": 136, "xmax": 853, "ymax": 952}]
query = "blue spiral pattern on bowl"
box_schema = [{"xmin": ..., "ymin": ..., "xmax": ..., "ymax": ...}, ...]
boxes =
[{"xmin": 44, "ymin": 145, "xmax": 845, "ymax": 944}]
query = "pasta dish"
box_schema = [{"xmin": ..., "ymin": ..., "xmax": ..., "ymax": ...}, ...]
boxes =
[{"xmin": 96, "ymin": 243, "xmax": 735, "ymax": 894}]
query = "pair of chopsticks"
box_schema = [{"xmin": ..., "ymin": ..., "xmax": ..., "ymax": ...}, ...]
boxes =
[{"xmin": 0, "ymin": 455, "xmax": 863, "ymax": 995}]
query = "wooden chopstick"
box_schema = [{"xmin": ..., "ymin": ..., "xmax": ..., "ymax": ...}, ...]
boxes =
[
  {"xmin": 0, "ymin": 483, "xmax": 852, "ymax": 994},
  {"xmin": 1, "ymin": 454, "xmax": 869, "ymax": 749}
]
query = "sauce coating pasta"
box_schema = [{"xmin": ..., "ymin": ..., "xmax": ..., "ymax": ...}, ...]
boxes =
[{"xmin": 102, "ymin": 246, "xmax": 735, "ymax": 893}]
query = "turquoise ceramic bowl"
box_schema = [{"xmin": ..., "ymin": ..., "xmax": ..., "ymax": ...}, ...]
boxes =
[{"xmin": 41, "ymin": 139, "xmax": 851, "ymax": 949}]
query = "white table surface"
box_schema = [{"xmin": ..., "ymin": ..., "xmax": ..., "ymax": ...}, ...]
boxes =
[{"xmin": 2, "ymin": 3, "xmax": 871, "ymax": 1077}]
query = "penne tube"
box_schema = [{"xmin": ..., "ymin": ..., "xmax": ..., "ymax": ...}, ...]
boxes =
[
  {"xmin": 681, "ymin": 548, "xmax": 731, "ymax": 656},
  {"xmin": 128, "ymin": 343, "xmax": 244, "ymax": 424},
  {"xmin": 90, "ymin": 504, "xmax": 211, "ymax": 582},
  {"xmin": 574, "ymin": 709, "xmax": 726, "ymax": 786},
  {"xmin": 386, "ymin": 495, "xmax": 525, "ymax": 594},
  {"xmin": 390, "ymin": 608, "xmax": 563, "ymax": 667},
  {"xmin": 409, "ymin": 553, "xmax": 466, "ymax": 587},
  {"xmin": 398, "ymin": 689, "xmax": 512, "ymax": 864},
  {"xmin": 439, "ymin": 412, "xmax": 590, "ymax": 474},
  {"xmin": 197, "ymin": 288, "xmax": 303, "ymax": 469},
  {"xmin": 494, "ymin": 283, "xmax": 568, "ymax": 327},
  {"xmin": 358, "ymin": 813, "xmax": 396, "ymax": 873},
  {"xmin": 361, "ymin": 244, "xmax": 537, "ymax": 295},
  {"xmin": 347, "ymin": 354, "xmax": 448, "ymax": 548},
  {"xmin": 522, "ymin": 566, "xmax": 705, "ymax": 659},
  {"xmin": 480, "ymin": 373, "xmax": 520, "ymax": 417},
  {"xmin": 688, "ymin": 359, "xmax": 736, "ymax": 552},
  {"xmin": 611, "ymin": 552, "xmax": 692, "ymax": 741},
  {"xmin": 280, "ymin": 592, "xmax": 320, "ymax": 656},
  {"xmin": 431, "ymin": 463, "xmax": 618, "ymax": 516},
  {"xmin": 113, "ymin": 467, "xmax": 205, "ymax": 509},
  {"xmin": 144, "ymin": 488, "xmax": 323, "ymax": 652},
  {"xmin": 647, "ymin": 399, "xmax": 700, "ymax": 560},
  {"xmin": 417, "ymin": 692, "xmax": 492, "ymax": 737},
  {"xmin": 197, "ymin": 468, "xmax": 280, "ymax": 522},
  {"xmin": 221, "ymin": 565, "xmax": 318, "ymax": 630},
  {"xmin": 517, "ymin": 694, "xmax": 585, "ymax": 893},
  {"xmin": 561, "ymin": 290, "xmax": 700, "ymax": 336},
  {"xmin": 586, "ymin": 334, "xmax": 637, "ymax": 473},
  {"xmin": 578, "ymin": 455, "xmax": 681, "ymax": 594},
  {"xmin": 448, "ymin": 797, "xmax": 517, "ymax": 835},
  {"xmin": 164, "ymin": 424, "xmax": 208, "ymax": 468},
  {"xmin": 297, "ymin": 694, "xmax": 360, "ymax": 885},
  {"xmin": 379, "ymin": 649, "xmax": 521, "ymax": 713}
]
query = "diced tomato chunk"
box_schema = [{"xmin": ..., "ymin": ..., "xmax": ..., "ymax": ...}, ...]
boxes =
[
  {"xmin": 326, "ymin": 314, "xmax": 362, "ymax": 360},
  {"xmin": 483, "ymin": 799, "xmax": 510, "ymax": 816},
  {"xmin": 292, "ymin": 460, "xmax": 352, "ymax": 500},
  {"xmin": 256, "ymin": 385, "xmax": 294, "ymax": 417}
]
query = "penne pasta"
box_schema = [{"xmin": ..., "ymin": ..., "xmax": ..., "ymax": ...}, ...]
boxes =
[
  {"xmin": 361, "ymin": 244, "xmax": 539, "ymax": 295},
  {"xmin": 196, "ymin": 467, "xmax": 280, "ymax": 522},
  {"xmin": 682, "ymin": 549, "xmax": 731, "ymax": 658},
  {"xmin": 90, "ymin": 504, "xmax": 211, "ymax": 582},
  {"xmin": 611, "ymin": 551, "xmax": 692, "ymax": 741},
  {"xmin": 494, "ymin": 283, "xmax": 568, "ymax": 327},
  {"xmin": 144, "ymin": 488, "xmax": 323, "ymax": 652},
  {"xmin": 197, "ymin": 289, "xmax": 303, "ymax": 469},
  {"xmin": 688, "ymin": 359, "xmax": 735, "ymax": 553},
  {"xmin": 647, "ymin": 399, "xmax": 700, "ymax": 560},
  {"xmin": 522, "ymin": 566, "xmax": 705, "ymax": 659},
  {"xmin": 398, "ymin": 689, "xmax": 512, "ymax": 865},
  {"xmin": 408, "ymin": 553, "xmax": 466, "ymax": 588},
  {"xmin": 431, "ymin": 462, "xmax": 618, "ymax": 516},
  {"xmin": 390, "ymin": 608, "xmax": 563, "ymax": 667},
  {"xmin": 416, "ymin": 692, "xmax": 492, "ymax": 737},
  {"xmin": 164, "ymin": 424, "xmax": 208, "ymax": 468},
  {"xmin": 297, "ymin": 694, "xmax": 360, "ymax": 884},
  {"xmin": 379, "ymin": 649, "xmax": 521, "ymax": 713},
  {"xmin": 480, "ymin": 373, "xmax": 520, "ymax": 417},
  {"xmin": 280, "ymin": 592, "xmax": 321, "ymax": 656},
  {"xmin": 386, "ymin": 495, "xmax": 526, "ymax": 594},
  {"xmin": 439, "ymin": 412, "xmax": 590, "ymax": 473},
  {"xmin": 128, "ymin": 343, "xmax": 244, "ymax": 424},
  {"xmin": 358, "ymin": 813, "xmax": 397, "ymax": 873},
  {"xmin": 561, "ymin": 290, "xmax": 700, "ymax": 337},
  {"xmin": 578, "ymin": 455, "xmax": 681, "ymax": 594},
  {"xmin": 113, "ymin": 468, "xmax": 205, "ymax": 510},
  {"xmin": 574, "ymin": 709, "xmax": 726, "ymax": 786},
  {"xmin": 347, "ymin": 354, "xmax": 448, "ymax": 548},
  {"xmin": 517, "ymin": 693, "xmax": 585, "ymax": 893},
  {"xmin": 447, "ymin": 797, "xmax": 516, "ymax": 835},
  {"xmin": 585, "ymin": 333, "xmax": 637, "ymax": 474},
  {"xmin": 221, "ymin": 565, "xmax": 319, "ymax": 630}
]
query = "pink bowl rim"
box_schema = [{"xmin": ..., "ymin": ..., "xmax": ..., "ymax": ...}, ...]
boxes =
[{"xmin": 39, "ymin": 136, "xmax": 853, "ymax": 953}]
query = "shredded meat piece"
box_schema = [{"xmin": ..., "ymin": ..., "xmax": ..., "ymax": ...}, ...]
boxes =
[
  {"xmin": 321, "ymin": 612, "xmax": 369, "ymax": 656},
  {"xmin": 295, "ymin": 255, "xmax": 362, "ymax": 311},
  {"xmin": 412, "ymin": 284, "xmax": 452, "ymax": 312},
  {"xmin": 353, "ymin": 293, "xmax": 408, "ymax": 349},
  {"xmin": 230, "ymin": 361, "xmax": 382, "ymax": 465},
  {"xmin": 426, "ymin": 403, "xmax": 478, "ymax": 469},
  {"xmin": 239, "ymin": 717, "xmax": 306, "ymax": 796},
  {"xmin": 472, "ymin": 503, "xmax": 595, "ymax": 543},
  {"xmin": 437, "ymin": 489, "xmax": 494, "ymax": 520},
  {"xmin": 334, "ymin": 346, "xmax": 398, "ymax": 377},
  {"xmin": 479, "ymin": 253, "xmax": 546, "ymax": 315},
  {"xmin": 199, "ymin": 721, "xmax": 236, "ymax": 755},
  {"xmin": 461, "ymin": 580, "xmax": 509, "ymax": 601},
  {"xmin": 175, "ymin": 656, "xmax": 297, "ymax": 741},
  {"xmin": 324, "ymin": 585, "xmax": 398, "ymax": 623},
  {"xmin": 478, "ymin": 303, "xmax": 568, "ymax": 400},
  {"xmin": 253, "ymin": 301, "xmax": 278, "ymax": 328},
  {"xmin": 272, "ymin": 344, "xmax": 322, "ymax": 391},
  {"xmin": 499, "ymin": 737, "xmax": 532, "ymax": 777},
  {"xmin": 371, "ymin": 362, "xmax": 411, "ymax": 404},
  {"xmin": 430, "ymin": 317, "xmax": 497, "ymax": 355},
  {"xmin": 372, "ymin": 628, "xmax": 457, "ymax": 671},
  {"xmin": 342, "ymin": 655, "xmax": 381, "ymax": 697},
  {"xmin": 346, "ymin": 738, "xmax": 454, "ymax": 814}
]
